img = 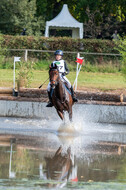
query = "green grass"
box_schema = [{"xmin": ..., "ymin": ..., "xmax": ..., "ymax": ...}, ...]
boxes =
[
  {"xmin": 0, "ymin": 59, "xmax": 122, "ymax": 73},
  {"xmin": 0, "ymin": 69, "xmax": 125, "ymax": 91}
]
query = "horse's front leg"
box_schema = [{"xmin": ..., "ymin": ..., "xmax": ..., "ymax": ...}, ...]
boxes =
[
  {"xmin": 57, "ymin": 110, "xmax": 64, "ymax": 120},
  {"xmin": 69, "ymin": 107, "xmax": 72, "ymax": 122}
]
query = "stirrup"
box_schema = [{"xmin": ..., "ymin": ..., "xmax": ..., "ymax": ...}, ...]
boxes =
[{"xmin": 46, "ymin": 102, "xmax": 53, "ymax": 107}]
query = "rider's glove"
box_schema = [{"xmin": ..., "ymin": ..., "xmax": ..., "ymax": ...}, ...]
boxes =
[{"xmin": 62, "ymin": 72, "xmax": 68, "ymax": 76}]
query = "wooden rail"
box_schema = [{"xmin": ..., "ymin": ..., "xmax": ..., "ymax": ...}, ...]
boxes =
[
  {"xmin": 0, "ymin": 88, "xmax": 126, "ymax": 103},
  {"xmin": 0, "ymin": 87, "xmax": 12, "ymax": 94}
]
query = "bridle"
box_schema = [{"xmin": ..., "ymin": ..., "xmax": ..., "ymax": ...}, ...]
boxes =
[
  {"xmin": 49, "ymin": 68, "xmax": 66, "ymax": 105},
  {"xmin": 49, "ymin": 68, "xmax": 60, "ymax": 88}
]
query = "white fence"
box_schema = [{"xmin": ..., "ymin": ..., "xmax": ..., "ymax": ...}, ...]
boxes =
[{"xmin": 8, "ymin": 49, "xmax": 121, "ymax": 62}]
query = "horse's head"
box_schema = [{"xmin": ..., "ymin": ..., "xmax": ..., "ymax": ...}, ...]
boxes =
[{"xmin": 49, "ymin": 64, "xmax": 59, "ymax": 88}]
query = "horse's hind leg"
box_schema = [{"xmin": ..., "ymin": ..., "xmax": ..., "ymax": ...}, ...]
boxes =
[{"xmin": 57, "ymin": 110, "xmax": 64, "ymax": 120}]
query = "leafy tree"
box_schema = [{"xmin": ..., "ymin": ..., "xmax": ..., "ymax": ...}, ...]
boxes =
[
  {"xmin": 36, "ymin": 0, "xmax": 80, "ymax": 22},
  {"xmin": 36, "ymin": 0, "xmax": 126, "ymax": 38},
  {"xmin": 0, "ymin": 0, "xmax": 44, "ymax": 36},
  {"xmin": 0, "ymin": 34, "xmax": 6, "ymax": 65},
  {"xmin": 0, "ymin": 0, "xmax": 126, "ymax": 37},
  {"xmin": 115, "ymin": 37, "xmax": 126, "ymax": 79}
]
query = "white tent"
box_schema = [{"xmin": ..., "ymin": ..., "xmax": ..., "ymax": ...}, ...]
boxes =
[{"xmin": 45, "ymin": 4, "xmax": 83, "ymax": 39}]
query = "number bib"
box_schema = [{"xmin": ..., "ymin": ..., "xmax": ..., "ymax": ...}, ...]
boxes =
[{"xmin": 52, "ymin": 60, "xmax": 65, "ymax": 73}]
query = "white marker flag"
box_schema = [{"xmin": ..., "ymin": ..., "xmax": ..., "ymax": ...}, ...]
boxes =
[
  {"xmin": 13, "ymin": 57, "xmax": 21, "ymax": 91},
  {"xmin": 14, "ymin": 57, "xmax": 21, "ymax": 62},
  {"xmin": 73, "ymin": 53, "xmax": 83, "ymax": 91}
]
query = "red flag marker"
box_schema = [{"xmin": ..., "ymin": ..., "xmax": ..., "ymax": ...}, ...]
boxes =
[
  {"xmin": 76, "ymin": 58, "xmax": 83, "ymax": 65},
  {"xmin": 71, "ymin": 177, "xmax": 78, "ymax": 182}
]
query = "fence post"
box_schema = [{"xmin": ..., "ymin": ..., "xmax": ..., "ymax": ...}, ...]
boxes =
[
  {"xmin": 25, "ymin": 49, "xmax": 28, "ymax": 62},
  {"xmin": 73, "ymin": 52, "xmax": 80, "ymax": 91}
]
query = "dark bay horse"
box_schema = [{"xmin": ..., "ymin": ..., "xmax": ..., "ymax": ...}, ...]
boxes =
[{"xmin": 49, "ymin": 66, "xmax": 74, "ymax": 121}]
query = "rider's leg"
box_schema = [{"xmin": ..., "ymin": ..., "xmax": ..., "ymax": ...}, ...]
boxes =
[
  {"xmin": 70, "ymin": 85, "xmax": 78, "ymax": 102},
  {"xmin": 63, "ymin": 76, "xmax": 78, "ymax": 102},
  {"xmin": 46, "ymin": 83, "xmax": 53, "ymax": 107},
  {"xmin": 46, "ymin": 91, "xmax": 53, "ymax": 107}
]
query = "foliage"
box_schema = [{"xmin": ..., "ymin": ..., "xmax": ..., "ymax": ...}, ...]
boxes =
[
  {"xmin": 33, "ymin": 60, "xmax": 51, "ymax": 70},
  {"xmin": 0, "ymin": 0, "xmax": 44, "ymax": 36},
  {"xmin": 83, "ymin": 62, "xmax": 121, "ymax": 73},
  {"xmin": 0, "ymin": 58, "xmax": 122, "ymax": 74},
  {"xmin": 2, "ymin": 35, "xmax": 118, "ymax": 53},
  {"xmin": 0, "ymin": 34, "xmax": 7, "ymax": 65},
  {"xmin": 13, "ymin": 149, "xmax": 35, "ymax": 176},
  {"xmin": 115, "ymin": 37, "xmax": 126, "ymax": 79},
  {"xmin": 0, "ymin": 0, "xmax": 126, "ymax": 38},
  {"xmin": 36, "ymin": 0, "xmax": 126, "ymax": 38},
  {"xmin": 1, "ymin": 35, "xmax": 120, "ymax": 65},
  {"xmin": 16, "ymin": 61, "xmax": 34, "ymax": 88}
]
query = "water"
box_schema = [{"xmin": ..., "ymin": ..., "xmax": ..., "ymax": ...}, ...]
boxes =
[{"xmin": 0, "ymin": 117, "xmax": 126, "ymax": 190}]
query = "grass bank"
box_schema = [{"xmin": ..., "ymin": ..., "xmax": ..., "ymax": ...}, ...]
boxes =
[{"xmin": 0, "ymin": 69, "xmax": 125, "ymax": 91}]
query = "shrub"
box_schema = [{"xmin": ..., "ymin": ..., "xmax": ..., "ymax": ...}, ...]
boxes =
[
  {"xmin": 16, "ymin": 61, "xmax": 34, "ymax": 88},
  {"xmin": 2, "ymin": 35, "xmax": 119, "ymax": 54},
  {"xmin": 1, "ymin": 35, "xmax": 121, "ymax": 66},
  {"xmin": 115, "ymin": 37, "xmax": 126, "ymax": 79},
  {"xmin": 0, "ymin": 34, "xmax": 7, "ymax": 65},
  {"xmin": 0, "ymin": 35, "xmax": 122, "ymax": 74}
]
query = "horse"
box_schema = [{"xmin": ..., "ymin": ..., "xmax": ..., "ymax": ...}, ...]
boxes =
[
  {"xmin": 44, "ymin": 146, "xmax": 72, "ymax": 183},
  {"xmin": 49, "ymin": 65, "xmax": 74, "ymax": 121}
]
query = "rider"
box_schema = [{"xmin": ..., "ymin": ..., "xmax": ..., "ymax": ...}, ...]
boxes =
[{"xmin": 46, "ymin": 49, "xmax": 78, "ymax": 107}]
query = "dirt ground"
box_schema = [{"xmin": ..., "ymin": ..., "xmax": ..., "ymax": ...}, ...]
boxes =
[
  {"xmin": 0, "ymin": 87, "xmax": 126, "ymax": 106},
  {"xmin": 77, "ymin": 87, "xmax": 126, "ymax": 95}
]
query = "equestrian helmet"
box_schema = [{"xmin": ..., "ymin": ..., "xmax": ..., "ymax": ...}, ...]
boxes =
[{"xmin": 54, "ymin": 50, "xmax": 63, "ymax": 56}]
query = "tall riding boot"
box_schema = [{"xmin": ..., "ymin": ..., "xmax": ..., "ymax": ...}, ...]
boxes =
[
  {"xmin": 46, "ymin": 91, "xmax": 53, "ymax": 107},
  {"xmin": 70, "ymin": 86, "xmax": 78, "ymax": 102}
]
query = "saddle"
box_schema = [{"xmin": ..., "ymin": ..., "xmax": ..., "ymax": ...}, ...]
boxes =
[{"xmin": 63, "ymin": 82, "xmax": 72, "ymax": 95}]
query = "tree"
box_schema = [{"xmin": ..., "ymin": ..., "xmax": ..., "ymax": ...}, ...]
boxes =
[
  {"xmin": 76, "ymin": 0, "xmax": 126, "ymax": 38},
  {"xmin": 36, "ymin": 0, "xmax": 77, "ymax": 20},
  {"xmin": 36, "ymin": 0, "xmax": 126, "ymax": 38},
  {"xmin": 0, "ymin": 34, "xmax": 6, "ymax": 65},
  {"xmin": 0, "ymin": 0, "xmax": 126, "ymax": 37},
  {"xmin": 0, "ymin": 0, "xmax": 44, "ymax": 36},
  {"xmin": 115, "ymin": 37, "xmax": 126, "ymax": 80}
]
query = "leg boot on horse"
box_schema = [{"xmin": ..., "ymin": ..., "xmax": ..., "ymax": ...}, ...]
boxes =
[
  {"xmin": 46, "ymin": 91, "xmax": 53, "ymax": 107},
  {"xmin": 70, "ymin": 86, "xmax": 78, "ymax": 102}
]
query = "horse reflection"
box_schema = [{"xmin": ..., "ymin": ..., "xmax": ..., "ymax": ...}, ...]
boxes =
[{"xmin": 44, "ymin": 146, "xmax": 77, "ymax": 187}]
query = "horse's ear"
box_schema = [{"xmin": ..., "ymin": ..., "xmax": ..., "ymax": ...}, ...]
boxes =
[
  {"xmin": 54, "ymin": 64, "xmax": 60, "ymax": 72},
  {"xmin": 54, "ymin": 63, "xmax": 58, "ymax": 69}
]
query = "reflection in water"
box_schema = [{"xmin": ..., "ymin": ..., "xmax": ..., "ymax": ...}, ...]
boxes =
[
  {"xmin": 0, "ymin": 133, "xmax": 126, "ymax": 189},
  {"xmin": 43, "ymin": 146, "xmax": 77, "ymax": 188},
  {"xmin": 9, "ymin": 139, "xmax": 16, "ymax": 178},
  {"xmin": 0, "ymin": 115, "xmax": 126, "ymax": 189}
]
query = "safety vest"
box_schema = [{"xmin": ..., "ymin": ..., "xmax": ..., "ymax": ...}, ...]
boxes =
[{"xmin": 52, "ymin": 60, "xmax": 65, "ymax": 73}]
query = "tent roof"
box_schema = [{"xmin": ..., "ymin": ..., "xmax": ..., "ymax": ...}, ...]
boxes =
[{"xmin": 46, "ymin": 4, "xmax": 82, "ymax": 28}]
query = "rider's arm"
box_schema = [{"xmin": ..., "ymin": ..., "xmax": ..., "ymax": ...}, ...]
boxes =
[{"xmin": 64, "ymin": 61, "xmax": 69, "ymax": 75}]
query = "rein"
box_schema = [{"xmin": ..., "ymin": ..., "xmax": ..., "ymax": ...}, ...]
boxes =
[
  {"xmin": 49, "ymin": 68, "xmax": 60, "ymax": 86},
  {"xmin": 49, "ymin": 69, "xmax": 66, "ymax": 104}
]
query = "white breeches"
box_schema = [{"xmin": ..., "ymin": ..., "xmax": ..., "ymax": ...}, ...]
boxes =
[{"xmin": 47, "ymin": 74, "xmax": 71, "ymax": 92}]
